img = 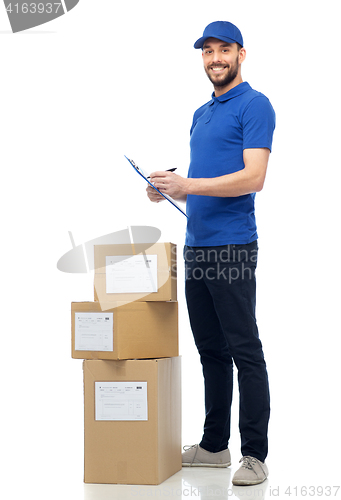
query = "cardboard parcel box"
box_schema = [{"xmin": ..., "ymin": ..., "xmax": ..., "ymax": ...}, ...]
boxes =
[
  {"xmin": 94, "ymin": 242, "xmax": 177, "ymax": 308},
  {"xmin": 83, "ymin": 357, "xmax": 182, "ymax": 485},
  {"xmin": 71, "ymin": 301, "xmax": 178, "ymax": 360}
]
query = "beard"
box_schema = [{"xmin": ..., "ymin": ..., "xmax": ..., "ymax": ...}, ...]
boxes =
[{"xmin": 205, "ymin": 56, "xmax": 240, "ymax": 89}]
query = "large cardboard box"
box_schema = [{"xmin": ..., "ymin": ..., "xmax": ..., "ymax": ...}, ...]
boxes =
[
  {"xmin": 94, "ymin": 242, "xmax": 177, "ymax": 308},
  {"xmin": 71, "ymin": 301, "xmax": 178, "ymax": 360},
  {"xmin": 83, "ymin": 357, "xmax": 182, "ymax": 485}
]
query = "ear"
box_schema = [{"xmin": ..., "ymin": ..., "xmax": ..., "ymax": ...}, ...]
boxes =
[{"xmin": 239, "ymin": 47, "xmax": 246, "ymax": 63}]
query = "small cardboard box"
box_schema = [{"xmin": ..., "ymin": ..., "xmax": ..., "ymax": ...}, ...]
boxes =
[
  {"xmin": 94, "ymin": 242, "xmax": 177, "ymax": 308},
  {"xmin": 71, "ymin": 301, "xmax": 178, "ymax": 360},
  {"xmin": 83, "ymin": 357, "xmax": 182, "ymax": 485}
]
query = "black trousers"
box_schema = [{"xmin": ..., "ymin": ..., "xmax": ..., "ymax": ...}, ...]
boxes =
[{"xmin": 184, "ymin": 241, "xmax": 270, "ymax": 462}]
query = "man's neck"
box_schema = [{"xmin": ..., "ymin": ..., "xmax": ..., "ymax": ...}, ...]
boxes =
[{"xmin": 214, "ymin": 76, "xmax": 243, "ymax": 98}]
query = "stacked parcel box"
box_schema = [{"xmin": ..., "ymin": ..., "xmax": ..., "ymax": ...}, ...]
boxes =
[{"xmin": 71, "ymin": 243, "xmax": 181, "ymax": 485}]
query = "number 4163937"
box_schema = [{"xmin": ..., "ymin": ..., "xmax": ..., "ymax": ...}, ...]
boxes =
[{"xmin": 5, "ymin": 3, "xmax": 62, "ymax": 14}]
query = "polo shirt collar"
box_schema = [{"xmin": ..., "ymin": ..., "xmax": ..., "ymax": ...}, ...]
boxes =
[{"xmin": 210, "ymin": 81, "xmax": 251, "ymax": 103}]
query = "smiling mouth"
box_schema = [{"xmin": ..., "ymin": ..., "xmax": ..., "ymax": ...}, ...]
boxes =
[{"xmin": 210, "ymin": 66, "xmax": 228, "ymax": 73}]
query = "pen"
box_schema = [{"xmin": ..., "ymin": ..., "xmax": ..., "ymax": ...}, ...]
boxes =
[{"xmin": 147, "ymin": 168, "xmax": 177, "ymax": 179}]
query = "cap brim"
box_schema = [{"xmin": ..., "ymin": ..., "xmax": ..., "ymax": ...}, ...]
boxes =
[{"xmin": 194, "ymin": 35, "xmax": 239, "ymax": 49}]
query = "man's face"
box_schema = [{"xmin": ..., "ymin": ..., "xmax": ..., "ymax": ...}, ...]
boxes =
[{"xmin": 202, "ymin": 38, "xmax": 242, "ymax": 89}]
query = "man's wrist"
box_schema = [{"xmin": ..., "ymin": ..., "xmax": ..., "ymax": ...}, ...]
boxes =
[
  {"xmin": 186, "ymin": 177, "xmax": 206, "ymax": 196},
  {"xmin": 184, "ymin": 177, "xmax": 196, "ymax": 196}
]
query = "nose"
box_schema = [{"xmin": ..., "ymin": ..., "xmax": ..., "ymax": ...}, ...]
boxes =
[{"xmin": 211, "ymin": 51, "xmax": 222, "ymax": 63}]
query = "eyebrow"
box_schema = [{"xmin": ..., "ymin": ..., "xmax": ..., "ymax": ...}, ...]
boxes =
[{"xmin": 203, "ymin": 42, "xmax": 233, "ymax": 49}]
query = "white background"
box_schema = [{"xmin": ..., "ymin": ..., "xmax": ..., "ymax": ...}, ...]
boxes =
[{"xmin": 1, "ymin": 1, "xmax": 340, "ymax": 499}]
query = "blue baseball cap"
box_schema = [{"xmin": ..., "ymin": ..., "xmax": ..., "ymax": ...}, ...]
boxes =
[{"xmin": 194, "ymin": 21, "xmax": 243, "ymax": 49}]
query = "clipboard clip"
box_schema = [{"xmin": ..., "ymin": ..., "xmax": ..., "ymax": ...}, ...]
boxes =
[
  {"xmin": 127, "ymin": 157, "xmax": 138, "ymax": 169},
  {"xmin": 126, "ymin": 157, "xmax": 148, "ymax": 178}
]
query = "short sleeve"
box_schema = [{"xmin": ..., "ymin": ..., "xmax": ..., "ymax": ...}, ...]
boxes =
[{"xmin": 242, "ymin": 96, "xmax": 276, "ymax": 152}]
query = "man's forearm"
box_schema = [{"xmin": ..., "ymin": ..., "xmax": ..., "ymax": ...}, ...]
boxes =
[{"xmin": 186, "ymin": 168, "xmax": 264, "ymax": 198}]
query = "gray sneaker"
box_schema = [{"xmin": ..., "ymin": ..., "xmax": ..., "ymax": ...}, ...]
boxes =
[
  {"xmin": 232, "ymin": 456, "xmax": 268, "ymax": 485},
  {"xmin": 182, "ymin": 444, "xmax": 231, "ymax": 467}
]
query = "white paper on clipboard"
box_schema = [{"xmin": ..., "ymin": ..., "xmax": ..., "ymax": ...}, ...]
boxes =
[{"xmin": 124, "ymin": 156, "xmax": 188, "ymax": 218}]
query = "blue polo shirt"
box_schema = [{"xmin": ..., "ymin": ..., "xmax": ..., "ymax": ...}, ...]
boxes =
[{"xmin": 185, "ymin": 81, "xmax": 275, "ymax": 246}]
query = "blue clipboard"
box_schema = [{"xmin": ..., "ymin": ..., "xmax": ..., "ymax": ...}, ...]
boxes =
[{"xmin": 125, "ymin": 156, "xmax": 188, "ymax": 218}]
